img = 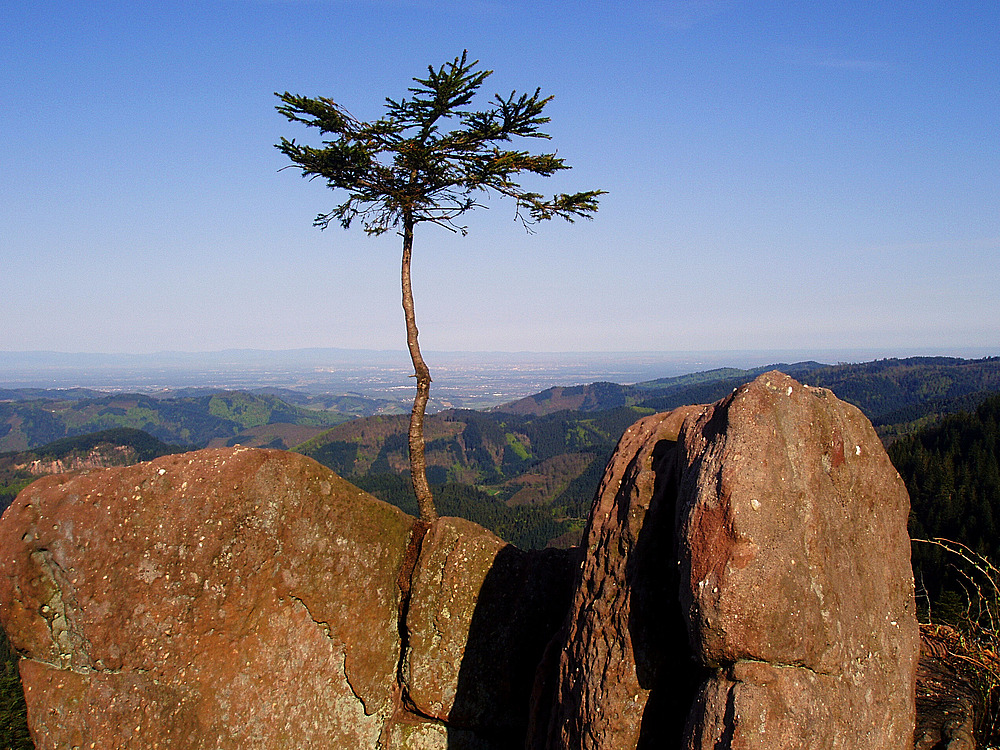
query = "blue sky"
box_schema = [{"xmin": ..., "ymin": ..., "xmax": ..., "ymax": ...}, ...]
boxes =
[{"xmin": 2, "ymin": 1, "xmax": 997, "ymax": 355}]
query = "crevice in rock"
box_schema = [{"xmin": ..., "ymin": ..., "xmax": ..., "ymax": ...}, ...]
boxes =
[
  {"xmin": 713, "ymin": 683, "xmax": 737, "ymax": 750},
  {"xmin": 338, "ymin": 645, "xmax": 371, "ymax": 714},
  {"xmin": 30, "ymin": 547, "xmax": 92, "ymax": 670},
  {"xmin": 285, "ymin": 593, "xmax": 379, "ymax": 718},
  {"xmin": 287, "ymin": 594, "xmax": 332, "ymax": 639},
  {"xmin": 634, "ymin": 434, "xmax": 704, "ymax": 747},
  {"xmin": 727, "ymin": 657, "xmax": 835, "ymax": 679},
  {"xmin": 394, "ymin": 519, "xmax": 431, "ymax": 714}
]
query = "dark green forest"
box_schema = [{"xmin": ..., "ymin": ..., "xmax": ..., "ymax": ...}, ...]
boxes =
[
  {"xmin": 351, "ymin": 475, "xmax": 567, "ymax": 551},
  {"xmin": 632, "ymin": 357, "xmax": 1000, "ymax": 439},
  {"xmin": 886, "ymin": 392, "xmax": 1000, "ymax": 738},
  {"xmin": 889, "ymin": 392, "xmax": 1000, "ymax": 604},
  {"xmin": 295, "ymin": 404, "xmax": 656, "ymax": 547}
]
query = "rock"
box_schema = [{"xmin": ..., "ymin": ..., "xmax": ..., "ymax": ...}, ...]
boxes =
[
  {"xmin": 0, "ymin": 448, "xmax": 415, "ymax": 749},
  {"xmin": 401, "ymin": 516, "xmax": 579, "ymax": 745},
  {"xmin": 531, "ymin": 406, "xmax": 704, "ymax": 749},
  {"xmin": 17, "ymin": 443, "xmax": 138, "ymax": 475},
  {"xmin": 532, "ymin": 372, "xmax": 919, "ymax": 749},
  {"xmin": 382, "ymin": 719, "xmax": 487, "ymax": 750},
  {"xmin": 0, "ymin": 447, "xmax": 581, "ymax": 749},
  {"xmin": 677, "ymin": 371, "xmax": 919, "ymax": 749},
  {"xmin": 403, "ymin": 516, "xmax": 508, "ymax": 723}
]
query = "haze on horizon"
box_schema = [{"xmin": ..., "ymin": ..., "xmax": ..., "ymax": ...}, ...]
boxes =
[{"xmin": 2, "ymin": 2, "xmax": 997, "ymax": 356}]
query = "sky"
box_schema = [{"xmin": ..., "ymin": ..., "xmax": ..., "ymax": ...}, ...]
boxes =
[{"xmin": 2, "ymin": 0, "xmax": 998, "ymax": 356}]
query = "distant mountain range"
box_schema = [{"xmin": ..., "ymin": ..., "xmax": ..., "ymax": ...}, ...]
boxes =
[
  {"xmin": 4, "ymin": 354, "xmax": 999, "ymax": 452},
  {"xmin": 8, "ymin": 347, "xmax": 994, "ymax": 404},
  {"xmin": 3, "ymin": 355, "xmax": 1000, "ymax": 545},
  {"xmin": 495, "ymin": 357, "xmax": 1000, "ymax": 428}
]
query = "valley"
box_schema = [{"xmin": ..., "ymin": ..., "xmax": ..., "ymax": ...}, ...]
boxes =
[{"xmin": 3, "ymin": 355, "xmax": 999, "ymax": 550}]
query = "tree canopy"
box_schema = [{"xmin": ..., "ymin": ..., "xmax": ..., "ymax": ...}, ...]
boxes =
[{"xmin": 275, "ymin": 51, "xmax": 603, "ymax": 237}]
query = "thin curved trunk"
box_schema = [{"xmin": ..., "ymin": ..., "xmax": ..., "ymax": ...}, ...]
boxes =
[{"xmin": 401, "ymin": 214, "xmax": 437, "ymax": 522}]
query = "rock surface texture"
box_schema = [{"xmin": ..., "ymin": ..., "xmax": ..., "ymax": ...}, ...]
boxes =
[
  {"xmin": 678, "ymin": 371, "xmax": 919, "ymax": 749},
  {"xmin": 1, "ymin": 448, "xmax": 413, "ymax": 748},
  {"xmin": 403, "ymin": 516, "xmax": 578, "ymax": 744},
  {"xmin": 533, "ymin": 371, "xmax": 920, "ymax": 749},
  {"xmin": 0, "ymin": 371, "xmax": 922, "ymax": 749},
  {"xmin": 0, "ymin": 448, "xmax": 576, "ymax": 749},
  {"xmin": 531, "ymin": 406, "xmax": 704, "ymax": 749}
]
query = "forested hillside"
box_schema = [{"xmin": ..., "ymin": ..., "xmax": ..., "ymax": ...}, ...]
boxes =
[
  {"xmin": 644, "ymin": 356, "xmax": 1000, "ymax": 435},
  {"xmin": 295, "ymin": 405, "xmax": 654, "ymax": 547},
  {"xmin": 293, "ymin": 356, "xmax": 1000, "ymax": 548},
  {"xmin": 889, "ymin": 392, "xmax": 1000, "ymax": 601},
  {"xmin": 0, "ymin": 428, "xmax": 186, "ymax": 516},
  {"xmin": 0, "ymin": 391, "xmax": 351, "ymax": 453},
  {"xmin": 499, "ymin": 357, "xmax": 1000, "ymax": 442}
]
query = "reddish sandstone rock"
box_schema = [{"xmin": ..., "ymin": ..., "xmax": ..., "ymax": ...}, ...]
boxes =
[
  {"xmin": 0, "ymin": 448, "xmax": 415, "ymax": 749},
  {"xmin": 404, "ymin": 516, "xmax": 508, "ymax": 722},
  {"xmin": 533, "ymin": 406, "xmax": 704, "ymax": 749},
  {"xmin": 677, "ymin": 372, "xmax": 919, "ymax": 749},
  {"xmin": 0, "ymin": 448, "xmax": 580, "ymax": 750},
  {"xmin": 532, "ymin": 372, "xmax": 919, "ymax": 749},
  {"xmin": 401, "ymin": 516, "xmax": 579, "ymax": 745}
]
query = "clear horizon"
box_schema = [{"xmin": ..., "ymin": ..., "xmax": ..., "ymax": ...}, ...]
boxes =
[
  {"xmin": 2, "ymin": 344, "xmax": 997, "ymax": 358},
  {"xmin": 3, "ymin": 345, "xmax": 997, "ymax": 387},
  {"xmin": 2, "ymin": 346, "xmax": 998, "ymax": 411},
  {"xmin": 3, "ymin": 2, "xmax": 997, "ymax": 354}
]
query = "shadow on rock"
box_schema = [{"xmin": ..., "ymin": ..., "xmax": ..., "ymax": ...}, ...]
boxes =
[
  {"xmin": 631, "ymin": 437, "xmax": 705, "ymax": 747},
  {"xmin": 447, "ymin": 544, "xmax": 581, "ymax": 748}
]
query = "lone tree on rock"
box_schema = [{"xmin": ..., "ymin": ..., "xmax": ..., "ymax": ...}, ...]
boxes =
[{"xmin": 276, "ymin": 52, "xmax": 603, "ymax": 523}]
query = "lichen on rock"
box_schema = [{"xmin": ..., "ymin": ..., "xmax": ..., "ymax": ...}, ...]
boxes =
[{"xmin": 0, "ymin": 448, "xmax": 413, "ymax": 748}]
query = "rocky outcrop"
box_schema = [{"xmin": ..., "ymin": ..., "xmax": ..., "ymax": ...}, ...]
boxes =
[
  {"xmin": 0, "ymin": 372, "xmax": 923, "ymax": 749},
  {"xmin": 532, "ymin": 371, "xmax": 920, "ymax": 749},
  {"xmin": 678, "ymin": 372, "xmax": 919, "ymax": 748},
  {"xmin": 0, "ymin": 448, "xmax": 577, "ymax": 749},
  {"xmin": 17, "ymin": 445, "xmax": 137, "ymax": 475},
  {"xmin": 530, "ymin": 406, "xmax": 704, "ymax": 748}
]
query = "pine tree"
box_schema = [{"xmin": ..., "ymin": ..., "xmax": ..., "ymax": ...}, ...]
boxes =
[{"xmin": 276, "ymin": 52, "xmax": 603, "ymax": 521}]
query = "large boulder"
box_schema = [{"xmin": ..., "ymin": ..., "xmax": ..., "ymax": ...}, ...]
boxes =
[
  {"xmin": 0, "ymin": 447, "xmax": 578, "ymax": 749},
  {"xmin": 532, "ymin": 372, "xmax": 920, "ymax": 749},
  {"xmin": 678, "ymin": 372, "xmax": 918, "ymax": 749},
  {"xmin": 0, "ymin": 448, "xmax": 411, "ymax": 748}
]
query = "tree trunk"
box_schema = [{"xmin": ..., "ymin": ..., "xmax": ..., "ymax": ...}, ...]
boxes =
[{"xmin": 401, "ymin": 215, "xmax": 437, "ymax": 522}]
